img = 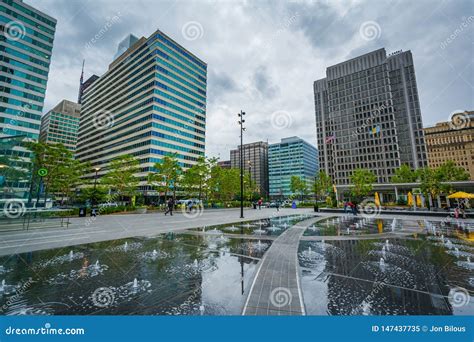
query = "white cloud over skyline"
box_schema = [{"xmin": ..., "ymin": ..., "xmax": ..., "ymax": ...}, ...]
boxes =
[{"xmin": 29, "ymin": 0, "xmax": 474, "ymax": 160}]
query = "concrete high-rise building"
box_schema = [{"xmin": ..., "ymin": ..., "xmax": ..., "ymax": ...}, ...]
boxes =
[
  {"xmin": 314, "ymin": 48, "xmax": 427, "ymax": 185},
  {"xmin": 424, "ymin": 111, "xmax": 474, "ymax": 180},
  {"xmin": 40, "ymin": 100, "xmax": 81, "ymax": 152},
  {"xmin": 268, "ymin": 137, "xmax": 319, "ymax": 199},
  {"xmin": 0, "ymin": 0, "xmax": 56, "ymax": 196},
  {"xmin": 217, "ymin": 160, "xmax": 231, "ymax": 169},
  {"xmin": 76, "ymin": 29, "xmax": 207, "ymax": 194},
  {"xmin": 230, "ymin": 141, "xmax": 269, "ymax": 197}
]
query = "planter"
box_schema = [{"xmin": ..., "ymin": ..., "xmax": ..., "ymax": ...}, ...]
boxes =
[{"xmin": 135, "ymin": 208, "xmax": 147, "ymax": 214}]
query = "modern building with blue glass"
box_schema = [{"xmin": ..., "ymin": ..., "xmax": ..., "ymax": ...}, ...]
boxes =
[
  {"xmin": 269, "ymin": 136, "xmax": 319, "ymax": 199},
  {"xmin": 0, "ymin": 0, "xmax": 56, "ymax": 197},
  {"xmin": 76, "ymin": 29, "xmax": 206, "ymax": 195}
]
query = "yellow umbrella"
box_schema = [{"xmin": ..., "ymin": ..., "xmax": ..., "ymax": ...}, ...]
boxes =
[
  {"xmin": 377, "ymin": 220, "xmax": 383, "ymax": 234},
  {"xmin": 374, "ymin": 192, "xmax": 380, "ymax": 207},
  {"xmin": 407, "ymin": 192, "xmax": 413, "ymax": 206},
  {"xmin": 448, "ymin": 191, "xmax": 474, "ymax": 199},
  {"xmin": 416, "ymin": 195, "xmax": 422, "ymax": 207}
]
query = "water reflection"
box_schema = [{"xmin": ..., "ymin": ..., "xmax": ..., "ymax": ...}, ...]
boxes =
[
  {"xmin": 299, "ymin": 235, "xmax": 474, "ymax": 315},
  {"xmin": 0, "ymin": 234, "xmax": 260, "ymax": 315}
]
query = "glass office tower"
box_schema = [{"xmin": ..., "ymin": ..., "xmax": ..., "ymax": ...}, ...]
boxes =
[
  {"xmin": 0, "ymin": 0, "xmax": 56, "ymax": 198},
  {"xmin": 269, "ymin": 136, "xmax": 319, "ymax": 199},
  {"xmin": 76, "ymin": 29, "xmax": 207, "ymax": 196}
]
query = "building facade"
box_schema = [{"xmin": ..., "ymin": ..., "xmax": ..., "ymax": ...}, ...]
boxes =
[
  {"xmin": 314, "ymin": 48, "xmax": 427, "ymax": 185},
  {"xmin": 217, "ymin": 160, "xmax": 231, "ymax": 169},
  {"xmin": 0, "ymin": 0, "xmax": 56, "ymax": 196},
  {"xmin": 230, "ymin": 141, "xmax": 269, "ymax": 197},
  {"xmin": 424, "ymin": 111, "xmax": 474, "ymax": 180},
  {"xmin": 76, "ymin": 29, "xmax": 207, "ymax": 194},
  {"xmin": 40, "ymin": 100, "xmax": 81, "ymax": 152},
  {"xmin": 268, "ymin": 137, "xmax": 318, "ymax": 199}
]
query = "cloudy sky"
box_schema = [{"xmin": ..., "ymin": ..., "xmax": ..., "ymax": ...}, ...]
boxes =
[{"xmin": 30, "ymin": 0, "xmax": 473, "ymax": 159}]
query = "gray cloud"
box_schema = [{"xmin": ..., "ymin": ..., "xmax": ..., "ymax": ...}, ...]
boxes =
[{"xmin": 29, "ymin": 0, "xmax": 473, "ymax": 160}]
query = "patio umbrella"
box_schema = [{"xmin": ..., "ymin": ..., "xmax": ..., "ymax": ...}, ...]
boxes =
[
  {"xmin": 416, "ymin": 195, "xmax": 422, "ymax": 207},
  {"xmin": 447, "ymin": 191, "xmax": 474, "ymax": 199},
  {"xmin": 407, "ymin": 192, "xmax": 413, "ymax": 206},
  {"xmin": 374, "ymin": 192, "xmax": 380, "ymax": 207}
]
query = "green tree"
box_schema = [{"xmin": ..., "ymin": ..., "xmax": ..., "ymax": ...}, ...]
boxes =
[
  {"xmin": 314, "ymin": 171, "xmax": 332, "ymax": 201},
  {"xmin": 182, "ymin": 156, "xmax": 210, "ymax": 200},
  {"xmin": 392, "ymin": 164, "xmax": 417, "ymax": 183},
  {"xmin": 148, "ymin": 153, "xmax": 182, "ymax": 201},
  {"xmin": 102, "ymin": 154, "xmax": 140, "ymax": 205},
  {"xmin": 290, "ymin": 176, "xmax": 308, "ymax": 201},
  {"xmin": 78, "ymin": 186, "xmax": 108, "ymax": 205},
  {"xmin": 416, "ymin": 167, "xmax": 441, "ymax": 209},
  {"xmin": 26, "ymin": 142, "xmax": 88, "ymax": 205},
  {"xmin": 436, "ymin": 160, "xmax": 469, "ymax": 182},
  {"xmin": 350, "ymin": 168, "xmax": 377, "ymax": 199}
]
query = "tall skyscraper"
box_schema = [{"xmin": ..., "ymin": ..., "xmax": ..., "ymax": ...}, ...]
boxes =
[
  {"xmin": 230, "ymin": 141, "xmax": 269, "ymax": 197},
  {"xmin": 0, "ymin": 0, "xmax": 56, "ymax": 196},
  {"xmin": 268, "ymin": 136, "xmax": 319, "ymax": 199},
  {"xmin": 314, "ymin": 48, "xmax": 427, "ymax": 185},
  {"xmin": 40, "ymin": 100, "xmax": 81, "ymax": 152},
  {"xmin": 76, "ymin": 29, "xmax": 207, "ymax": 194}
]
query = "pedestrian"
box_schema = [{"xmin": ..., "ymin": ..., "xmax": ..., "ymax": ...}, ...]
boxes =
[
  {"xmin": 258, "ymin": 198, "xmax": 263, "ymax": 210},
  {"xmin": 459, "ymin": 201, "xmax": 466, "ymax": 219},
  {"xmin": 165, "ymin": 197, "xmax": 174, "ymax": 216},
  {"xmin": 344, "ymin": 201, "xmax": 348, "ymax": 214},
  {"xmin": 275, "ymin": 200, "xmax": 280, "ymax": 212},
  {"xmin": 187, "ymin": 200, "xmax": 193, "ymax": 213}
]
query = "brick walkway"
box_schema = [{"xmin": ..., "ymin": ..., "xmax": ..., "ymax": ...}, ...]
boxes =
[{"xmin": 242, "ymin": 217, "xmax": 320, "ymax": 315}]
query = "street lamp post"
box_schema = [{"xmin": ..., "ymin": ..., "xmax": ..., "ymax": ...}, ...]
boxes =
[
  {"xmin": 248, "ymin": 160, "xmax": 252, "ymax": 201},
  {"xmin": 238, "ymin": 110, "xmax": 246, "ymax": 218},
  {"xmin": 92, "ymin": 167, "xmax": 101, "ymax": 207}
]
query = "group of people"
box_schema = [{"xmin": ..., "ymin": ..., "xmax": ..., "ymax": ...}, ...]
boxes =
[
  {"xmin": 343, "ymin": 201, "xmax": 359, "ymax": 216},
  {"xmin": 454, "ymin": 202, "xmax": 467, "ymax": 219}
]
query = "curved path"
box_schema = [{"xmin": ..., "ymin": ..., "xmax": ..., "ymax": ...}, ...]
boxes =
[{"xmin": 242, "ymin": 217, "xmax": 321, "ymax": 316}]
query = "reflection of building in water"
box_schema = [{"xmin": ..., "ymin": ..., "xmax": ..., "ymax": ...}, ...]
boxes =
[{"xmin": 323, "ymin": 240, "xmax": 452, "ymax": 315}]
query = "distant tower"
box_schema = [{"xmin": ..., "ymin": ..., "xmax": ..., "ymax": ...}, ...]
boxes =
[{"xmin": 78, "ymin": 59, "xmax": 85, "ymax": 104}]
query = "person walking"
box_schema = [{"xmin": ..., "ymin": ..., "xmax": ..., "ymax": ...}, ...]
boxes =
[
  {"xmin": 275, "ymin": 200, "xmax": 280, "ymax": 212},
  {"xmin": 258, "ymin": 198, "xmax": 263, "ymax": 210},
  {"xmin": 165, "ymin": 197, "xmax": 174, "ymax": 216}
]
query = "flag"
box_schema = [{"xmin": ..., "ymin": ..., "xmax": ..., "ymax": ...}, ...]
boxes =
[{"xmin": 370, "ymin": 125, "xmax": 381, "ymax": 135}]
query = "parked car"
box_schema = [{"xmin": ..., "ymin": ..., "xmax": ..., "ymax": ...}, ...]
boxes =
[{"xmin": 98, "ymin": 202, "xmax": 118, "ymax": 207}]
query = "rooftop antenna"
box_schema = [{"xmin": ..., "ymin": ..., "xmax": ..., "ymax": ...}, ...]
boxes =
[{"xmin": 77, "ymin": 59, "xmax": 85, "ymax": 104}]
